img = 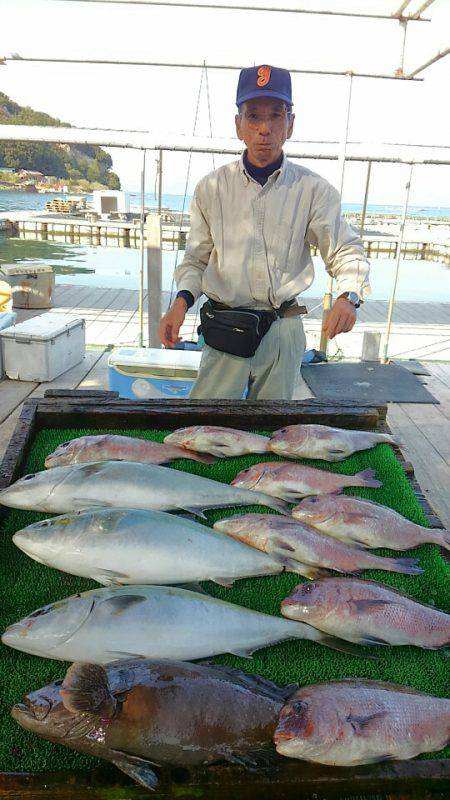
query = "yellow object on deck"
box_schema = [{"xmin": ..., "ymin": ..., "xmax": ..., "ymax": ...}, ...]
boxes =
[{"xmin": 0, "ymin": 280, "xmax": 12, "ymax": 312}]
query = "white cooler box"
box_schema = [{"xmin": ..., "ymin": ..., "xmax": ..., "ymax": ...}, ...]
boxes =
[
  {"xmin": 0, "ymin": 311, "xmax": 17, "ymax": 379},
  {"xmin": 108, "ymin": 347, "xmax": 201, "ymax": 399},
  {"xmin": 0, "ymin": 313, "xmax": 85, "ymax": 382}
]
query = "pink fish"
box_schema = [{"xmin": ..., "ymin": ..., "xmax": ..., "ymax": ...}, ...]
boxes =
[
  {"xmin": 281, "ymin": 577, "xmax": 450, "ymax": 649},
  {"xmin": 274, "ymin": 679, "xmax": 450, "ymax": 765},
  {"xmin": 44, "ymin": 434, "xmax": 216, "ymax": 469},
  {"xmin": 164, "ymin": 426, "xmax": 270, "ymax": 457},
  {"xmin": 213, "ymin": 514, "xmax": 422, "ymax": 576},
  {"xmin": 231, "ymin": 461, "xmax": 381, "ymax": 502},
  {"xmin": 269, "ymin": 424, "xmax": 397, "ymax": 461},
  {"xmin": 292, "ymin": 495, "xmax": 450, "ymax": 551}
]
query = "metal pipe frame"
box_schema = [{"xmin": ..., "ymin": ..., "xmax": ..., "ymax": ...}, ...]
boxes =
[
  {"xmin": 406, "ymin": 46, "xmax": 450, "ymax": 78},
  {"xmin": 45, "ymin": 0, "xmax": 432, "ymax": 22},
  {"xmin": 139, "ymin": 149, "xmax": 146, "ymax": 347},
  {"xmin": 360, "ymin": 161, "xmax": 372, "ymax": 237},
  {"xmin": 0, "ymin": 55, "xmax": 425, "ymax": 81}
]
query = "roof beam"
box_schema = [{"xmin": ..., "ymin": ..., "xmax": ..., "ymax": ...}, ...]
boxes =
[
  {"xmin": 2, "ymin": 55, "xmax": 424, "ymax": 81},
  {"xmin": 406, "ymin": 46, "xmax": 450, "ymax": 78}
]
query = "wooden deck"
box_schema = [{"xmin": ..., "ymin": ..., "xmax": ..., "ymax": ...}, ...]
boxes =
[{"xmin": 1, "ymin": 283, "xmax": 450, "ymax": 528}]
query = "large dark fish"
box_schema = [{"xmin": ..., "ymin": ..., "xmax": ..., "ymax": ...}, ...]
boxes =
[{"xmin": 12, "ymin": 659, "xmax": 296, "ymax": 789}]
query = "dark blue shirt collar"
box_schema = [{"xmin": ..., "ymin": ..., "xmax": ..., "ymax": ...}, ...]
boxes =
[{"xmin": 243, "ymin": 150, "xmax": 284, "ymax": 186}]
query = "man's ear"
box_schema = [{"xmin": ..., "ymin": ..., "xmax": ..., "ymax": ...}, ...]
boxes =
[
  {"xmin": 235, "ymin": 114, "xmax": 244, "ymax": 142},
  {"xmin": 286, "ymin": 113, "xmax": 295, "ymax": 141}
]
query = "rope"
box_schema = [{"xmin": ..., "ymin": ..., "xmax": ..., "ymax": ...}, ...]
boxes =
[
  {"xmin": 190, "ymin": 61, "xmax": 216, "ymax": 340},
  {"xmin": 168, "ymin": 65, "xmax": 205, "ymax": 306}
]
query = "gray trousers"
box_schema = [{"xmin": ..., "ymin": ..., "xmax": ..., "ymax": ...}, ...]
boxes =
[{"xmin": 189, "ymin": 317, "xmax": 307, "ymax": 400}]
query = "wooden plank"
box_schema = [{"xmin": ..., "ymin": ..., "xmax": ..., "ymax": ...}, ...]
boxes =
[
  {"xmin": 401, "ymin": 403, "xmax": 450, "ymax": 466},
  {"xmin": 0, "ymin": 380, "xmax": 38, "ymax": 425},
  {"xmin": 387, "ymin": 403, "xmax": 450, "ymax": 528},
  {"xmin": 77, "ymin": 351, "xmax": 110, "ymax": 391}
]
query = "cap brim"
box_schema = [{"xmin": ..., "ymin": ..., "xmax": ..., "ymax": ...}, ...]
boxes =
[{"xmin": 236, "ymin": 90, "xmax": 292, "ymax": 107}]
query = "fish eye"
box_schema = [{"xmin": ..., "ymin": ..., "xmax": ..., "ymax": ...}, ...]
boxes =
[
  {"xmin": 54, "ymin": 679, "xmax": 63, "ymax": 686},
  {"xmin": 291, "ymin": 700, "xmax": 307, "ymax": 714},
  {"xmin": 302, "ymin": 583, "xmax": 315, "ymax": 593},
  {"xmin": 23, "ymin": 474, "xmax": 36, "ymax": 481},
  {"xmin": 35, "ymin": 520, "xmax": 51, "ymax": 528},
  {"xmin": 59, "ymin": 441, "xmax": 71, "ymax": 449}
]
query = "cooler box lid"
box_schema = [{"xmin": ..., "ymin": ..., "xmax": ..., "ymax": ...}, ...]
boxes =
[
  {"xmin": 0, "ymin": 313, "xmax": 85, "ymax": 342},
  {"xmin": 1, "ymin": 263, "xmax": 54, "ymax": 276},
  {"xmin": 108, "ymin": 347, "xmax": 201, "ymax": 378}
]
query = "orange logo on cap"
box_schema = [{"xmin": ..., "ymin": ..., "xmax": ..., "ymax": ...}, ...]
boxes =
[{"xmin": 257, "ymin": 66, "xmax": 271, "ymax": 87}]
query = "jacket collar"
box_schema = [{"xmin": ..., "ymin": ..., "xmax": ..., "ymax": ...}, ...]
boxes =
[{"xmin": 239, "ymin": 151, "xmax": 287, "ymax": 185}]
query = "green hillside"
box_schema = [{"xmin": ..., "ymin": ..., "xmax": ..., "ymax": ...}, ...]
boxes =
[{"xmin": 0, "ymin": 92, "xmax": 120, "ymax": 189}]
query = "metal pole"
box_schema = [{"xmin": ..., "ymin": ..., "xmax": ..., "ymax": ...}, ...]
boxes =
[
  {"xmin": 392, "ymin": 0, "xmax": 413, "ymax": 16},
  {"xmin": 396, "ymin": 20, "xmax": 408, "ymax": 76},
  {"xmin": 2, "ymin": 56, "xmax": 425, "ymax": 81},
  {"xmin": 360, "ymin": 161, "xmax": 372, "ymax": 236},
  {"xmin": 319, "ymin": 73, "xmax": 353, "ymax": 354},
  {"xmin": 139, "ymin": 148, "xmax": 146, "ymax": 347},
  {"xmin": 44, "ymin": 0, "xmax": 433, "ymax": 21},
  {"xmin": 382, "ymin": 163, "xmax": 414, "ymax": 364},
  {"xmin": 157, "ymin": 149, "xmax": 163, "ymax": 215},
  {"xmin": 406, "ymin": 47, "xmax": 450, "ymax": 79},
  {"xmin": 146, "ymin": 214, "xmax": 162, "ymax": 348}
]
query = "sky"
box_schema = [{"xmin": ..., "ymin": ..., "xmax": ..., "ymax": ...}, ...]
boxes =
[{"xmin": 0, "ymin": 0, "xmax": 449, "ymax": 205}]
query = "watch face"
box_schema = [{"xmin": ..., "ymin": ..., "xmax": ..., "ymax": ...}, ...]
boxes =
[{"xmin": 347, "ymin": 292, "xmax": 360, "ymax": 307}]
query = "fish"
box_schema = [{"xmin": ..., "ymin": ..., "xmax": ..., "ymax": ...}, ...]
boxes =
[
  {"xmin": 274, "ymin": 679, "xmax": 450, "ymax": 766},
  {"xmin": 0, "ymin": 461, "xmax": 288, "ymax": 516},
  {"xmin": 44, "ymin": 434, "xmax": 216, "ymax": 468},
  {"xmin": 292, "ymin": 495, "xmax": 450, "ymax": 552},
  {"xmin": 12, "ymin": 659, "xmax": 297, "ymax": 789},
  {"xmin": 13, "ymin": 507, "xmax": 309, "ymax": 587},
  {"xmin": 213, "ymin": 514, "xmax": 423, "ymax": 576},
  {"xmin": 164, "ymin": 426, "xmax": 270, "ymax": 457},
  {"xmin": 281, "ymin": 577, "xmax": 450, "ymax": 649},
  {"xmin": 231, "ymin": 461, "xmax": 382, "ymax": 502},
  {"xmin": 269, "ymin": 424, "xmax": 398, "ymax": 462},
  {"xmin": 1, "ymin": 584, "xmax": 354, "ymax": 664}
]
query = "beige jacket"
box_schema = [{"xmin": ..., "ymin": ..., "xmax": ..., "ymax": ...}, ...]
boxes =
[{"xmin": 176, "ymin": 153, "xmax": 370, "ymax": 309}]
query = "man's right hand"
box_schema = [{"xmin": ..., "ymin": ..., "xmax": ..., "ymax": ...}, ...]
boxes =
[{"xmin": 159, "ymin": 297, "xmax": 188, "ymax": 348}]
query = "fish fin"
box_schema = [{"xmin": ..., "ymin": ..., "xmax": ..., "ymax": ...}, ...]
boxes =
[
  {"xmin": 354, "ymin": 469, "xmax": 382, "ymax": 489},
  {"xmin": 219, "ymin": 749, "xmax": 259, "ymax": 768},
  {"xmin": 355, "ymin": 634, "xmax": 391, "ymax": 647},
  {"xmin": 347, "ymin": 711, "xmax": 387, "ymax": 735},
  {"xmin": 100, "ymin": 595, "xmax": 148, "ymax": 615},
  {"xmin": 275, "ymin": 555, "xmax": 329, "ymax": 580},
  {"xmin": 220, "ymin": 746, "xmax": 280, "ymax": 770},
  {"xmin": 63, "ymin": 713, "xmax": 99, "ymax": 740},
  {"xmin": 328, "ymin": 449, "xmax": 346, "ymax": 457},
  {"xmin": 196, "ymin": 663, "xmax": 298, "ymax": 702},
  {"xmin": 315, "ymin": 633, "xmax": 377, "ymax": 659},
  {"xmin": 349, "ymin": 599, "xmax": 395, "ymax": 614},
  {"xmin": 181, "ymin": 506, "xmax": 208, "ymax": 519},
  {"xmin": 111, "ymin": 751, "xmax": 159, "ymax": 790},
  {"xmin": 273, "ymin": 538, "xmax": 296, "ymax": 553},
  {"xmin": 229, "ymin": 647, "xmax": 254, "ymax": 659},
  {"xmin": 258, "ymin": 496, "xmax": 291, "ymax": 515},
  {"xmin": 106, "ymin": 650, "xmax": 147, "ymax": 660},
  {"xmin": 184, "ymin": 451, "xmax": 217, "ymax": 465},
  {"xmin": 212, "ymin": 577, "xmax": 235, "ymax": 587},
  {"xmin": 176, "ymin": 582, "xmax": 209, "ymax": 595},
  {"xmin": 94, "ymin": 569, "xmax": 130, "ymax": 586},
  {"xmin": 61, "ymin": 662, "xmax": 116, "ymax": 717}
]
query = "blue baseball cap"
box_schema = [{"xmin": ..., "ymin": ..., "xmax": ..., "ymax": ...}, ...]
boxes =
[{"xmin": 236, "ymin": 65, "xmax": 292, "ymax": 107}]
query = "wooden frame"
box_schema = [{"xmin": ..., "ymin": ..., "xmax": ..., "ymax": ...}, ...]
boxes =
[{"xmin": 0, "ymin": 390, "xmax": 449, "ymax": 799}]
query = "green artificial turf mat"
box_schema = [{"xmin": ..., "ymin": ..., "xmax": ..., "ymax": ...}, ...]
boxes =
[{"xmin": 0, "ymin": 426, "xmax": 449, "ymax": 775}]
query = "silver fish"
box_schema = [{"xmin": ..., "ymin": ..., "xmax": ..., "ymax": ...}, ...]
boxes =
[
  {"xmin": 45, "ymin": 434, "xmax": 216, "ymax": 468},
  {"xmin": 270, "ymin": 424, "xmax": 397, "ymax": 461},
  {"xmin": 231, "ymin": 461, "xmax": 382, "ymax": 502},
  {"xmin": 274, "ymin": 679, "xmax": 450, "ymax": 765},
  {"xmin": 13, "ymin": 507, "xmax": 302, "ymax": 586},
  {"xmin": 0, "ymin": 461, "xmax": 288, "ymax": 516},
  {"xmin": 1, "ymin": 585, "xmax": 348, "ymax": 664},
  {"xmin": 164, "ymin": 426, "xmax": 270, "ymax": 457},
  {"xmin": 281, "ymin": 577, "xmax": 450, "ymax": 649},
  {"xmin": 292, "ymin": 495, "xmax": 450, "ymax": 552},
  {"xmin": 213, "ymin": 514, "xmax": 423, "ymax": 576}
]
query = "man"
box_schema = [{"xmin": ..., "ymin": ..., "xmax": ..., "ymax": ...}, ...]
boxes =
[{"xmin": 160, "ymin": 65, "xmax": 370, "ymax": 399}]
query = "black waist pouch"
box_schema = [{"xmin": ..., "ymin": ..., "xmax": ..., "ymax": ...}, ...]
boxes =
[{"xmin": 200, "ymin": 300, "xmax": 276, "ymax": 358}]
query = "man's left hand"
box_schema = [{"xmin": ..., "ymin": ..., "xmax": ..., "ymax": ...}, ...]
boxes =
[{"xmin": 323, "ymin": 296, "xmax": 357, "ymax": 340}]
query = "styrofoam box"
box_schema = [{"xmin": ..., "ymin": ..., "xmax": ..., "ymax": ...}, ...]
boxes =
[
  {"xmin": 0, "ymin": 313, "xmax": 85, "ymax": 382},
  {"xmin": 0, "ymin": 311, "xmax": 17, "ymax": 379},
  {"xmin": 108, "ymin": 347, "xmax": 201, "ymax": 399}
]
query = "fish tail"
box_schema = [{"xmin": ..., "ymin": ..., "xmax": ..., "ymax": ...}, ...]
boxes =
[
  {"xmin": 256, "ymin": 494, "xmax": 291, "ymax": 516},
  {"xmin": 353, "ymin": 469, "xmax": 382, "ymax": 489},
  {"xmin": 382, "ymin": 556, "xmax": 424, "ymax": 575},
  {"xmin": 433, "ymin": 529, "xmax": 450, "ymax": 552},
  {"xmin": 188, "ymin": 452, "xmax": 217, "ymax": 465},
  {"xmin": 293, "ymin": 623, "xmax": 367, "ymax": 658}
]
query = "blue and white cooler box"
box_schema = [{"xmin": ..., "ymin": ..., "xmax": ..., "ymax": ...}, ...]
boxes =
[{"xmin": 108, "ymin": 347, "xmax": 202, "ymax": 399}]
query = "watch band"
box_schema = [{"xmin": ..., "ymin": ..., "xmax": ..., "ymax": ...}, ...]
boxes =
[{"xmin": 340, "ymin": 291, "xmax": 361, "ymax": 309}]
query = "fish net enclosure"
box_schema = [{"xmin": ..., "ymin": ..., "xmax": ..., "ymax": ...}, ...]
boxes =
[{"xmin": 0, "ymin": 427, "xmax": 449, "ymax": 774}]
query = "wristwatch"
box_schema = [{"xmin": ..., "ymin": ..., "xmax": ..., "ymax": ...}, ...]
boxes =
[{"xmin": 339, "ymin": 291, "xmax": 361, "ymax": 309}]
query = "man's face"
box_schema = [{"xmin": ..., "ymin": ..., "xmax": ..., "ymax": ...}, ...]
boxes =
[{"xmin": 235, "ymin": 97, "xmax": 294, "ymax": 168}]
